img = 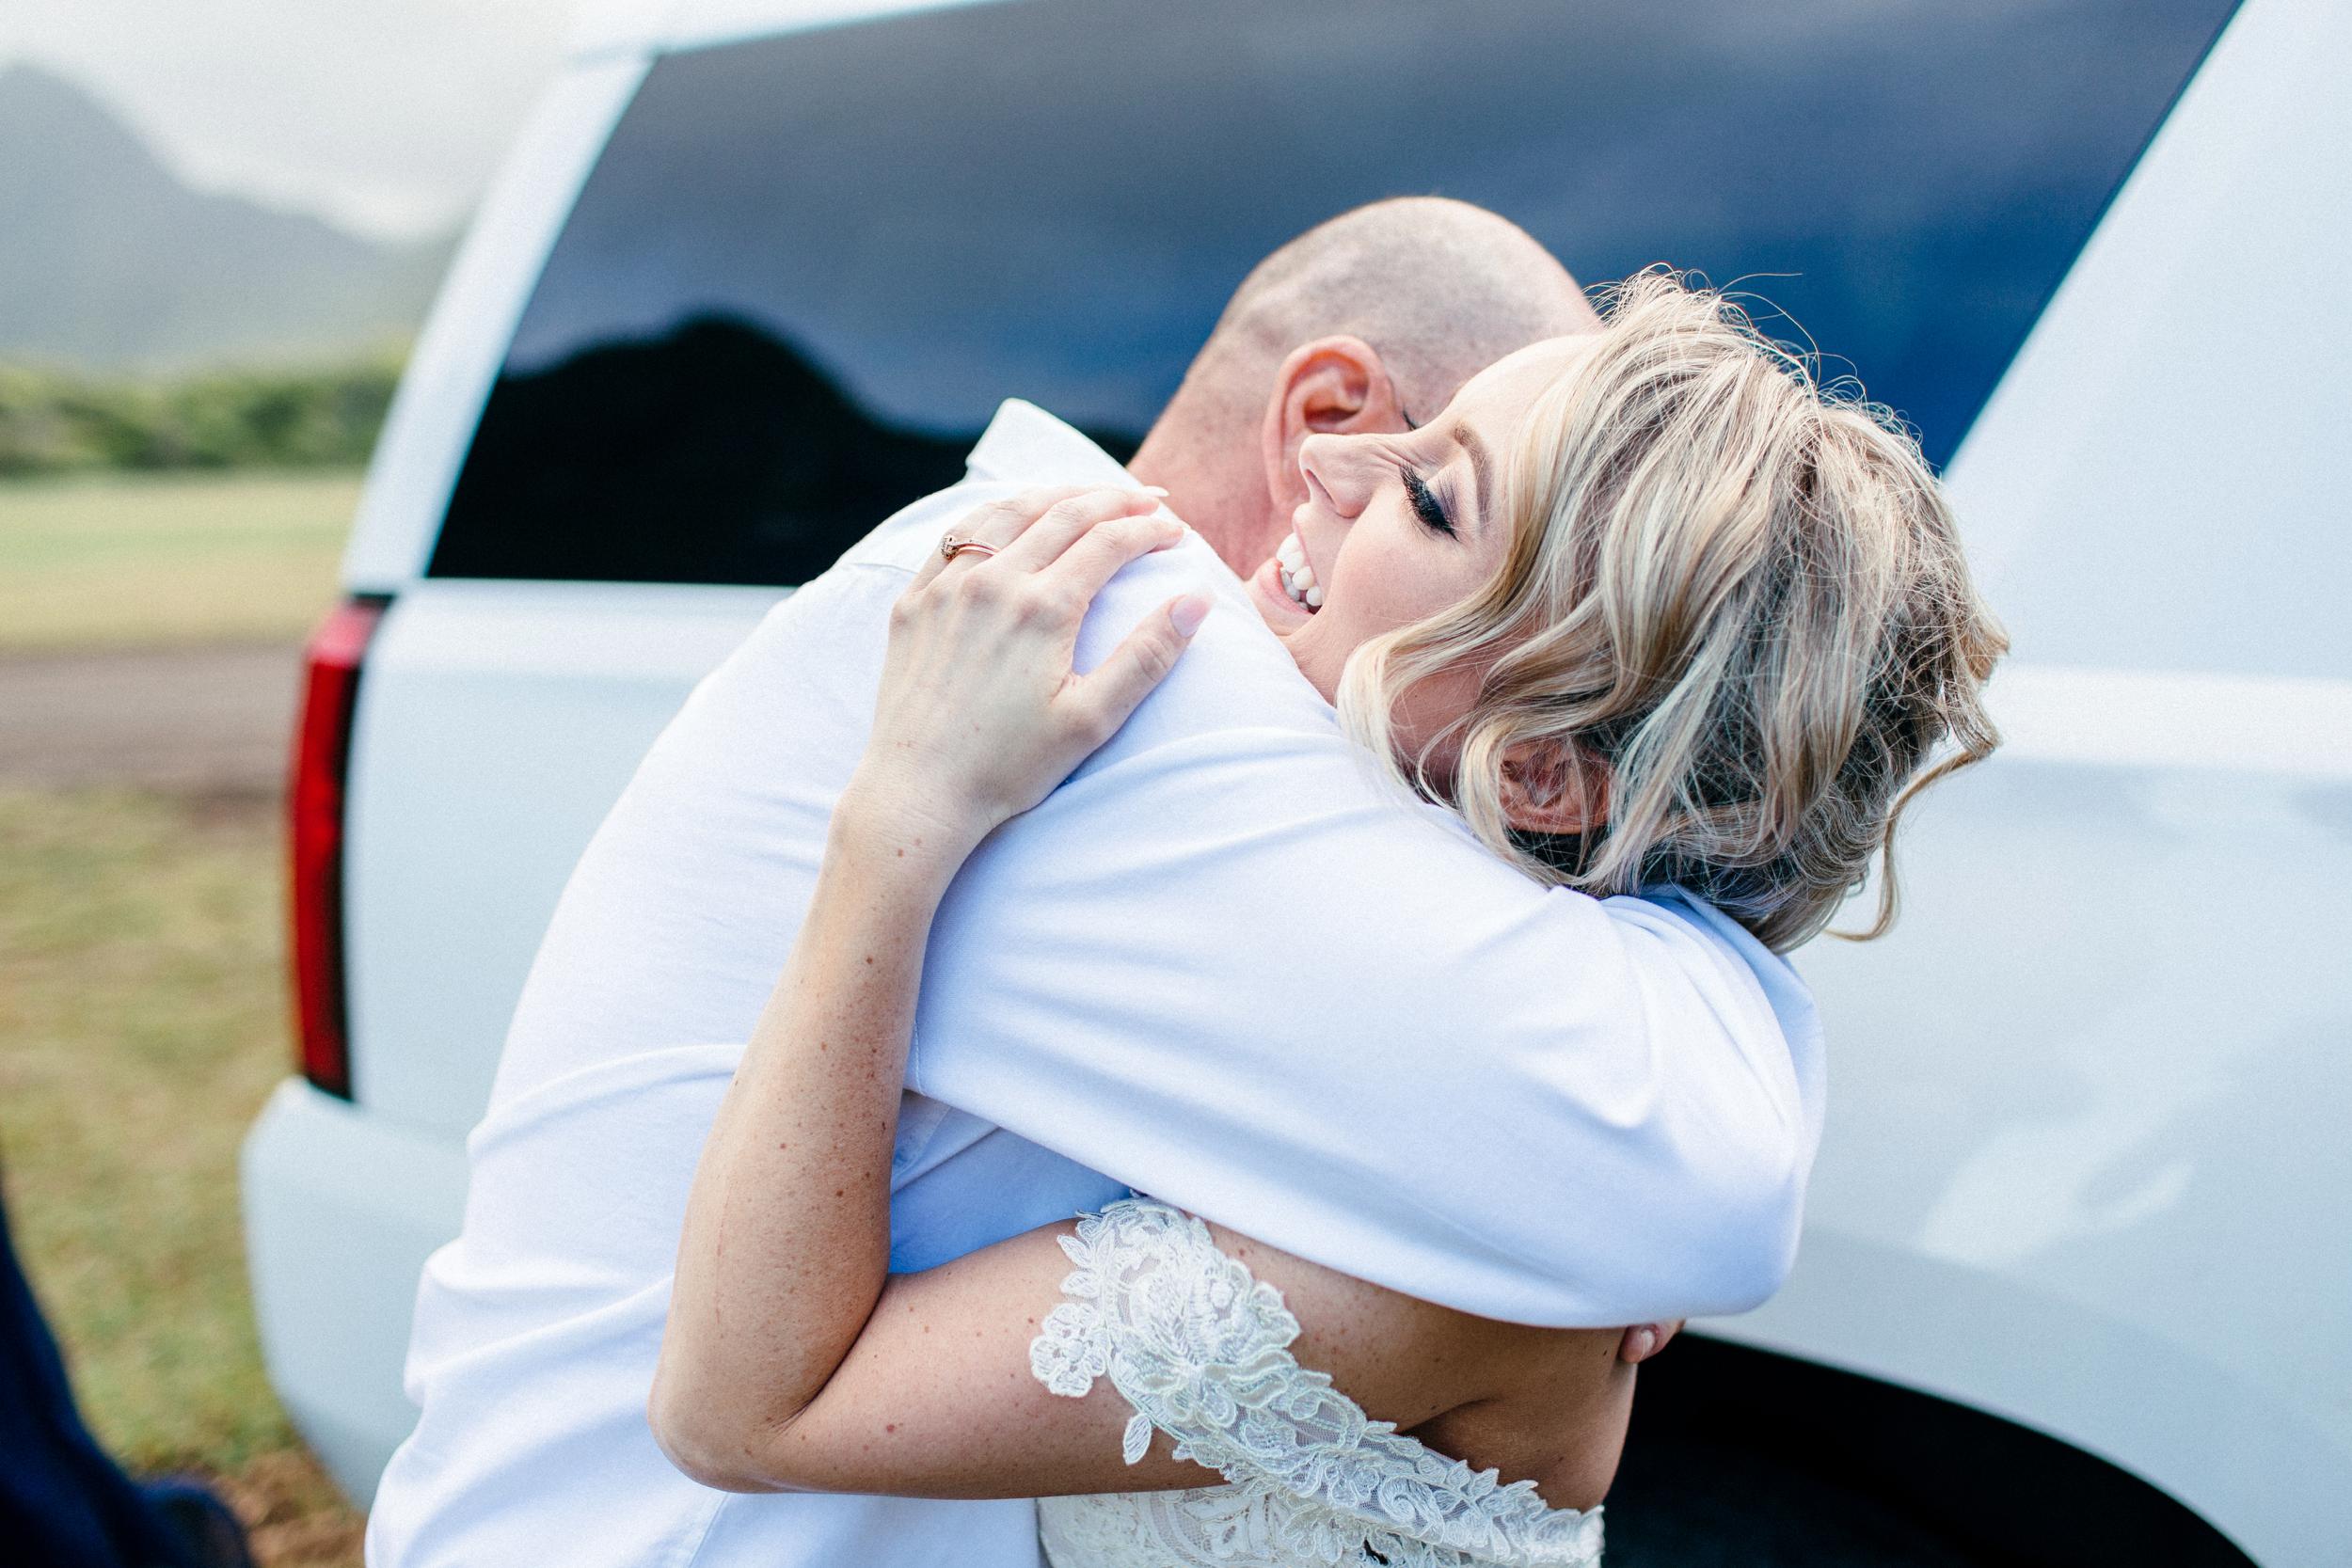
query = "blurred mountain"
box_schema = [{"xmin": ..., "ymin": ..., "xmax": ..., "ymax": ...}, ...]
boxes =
[{"xmin": 0, "ymin": 63, "xmax": 452, "ymax": 369}]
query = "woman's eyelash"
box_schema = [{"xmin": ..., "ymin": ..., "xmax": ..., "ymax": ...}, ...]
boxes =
[{"xmin": 1402, "ymin": 467, "xmax": 1455, "ymax": 537}]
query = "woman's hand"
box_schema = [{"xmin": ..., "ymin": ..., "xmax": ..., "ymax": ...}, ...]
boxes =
[{"xmin": 847, "ymin": 485, "xmax": 1210, "ymax": 863}]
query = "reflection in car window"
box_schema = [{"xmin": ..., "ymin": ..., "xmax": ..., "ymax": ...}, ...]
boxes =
[{"xmin": 431, "ymin": 0, "xmax": 2236, "ymax": 587}]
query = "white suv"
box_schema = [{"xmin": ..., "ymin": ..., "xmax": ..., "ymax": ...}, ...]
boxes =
[{"xmin": 241, "ymin": 1, "xmax": 2349, "ymax": 1560}]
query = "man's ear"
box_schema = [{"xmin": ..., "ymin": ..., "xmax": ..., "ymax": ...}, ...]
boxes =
[
  {"xmin": 1500, "ymin": 738, "xmax": 1611, "ymax": 837},
  {"xmin": 1260, "ymin": 335, "xmax": 1406, "ymax": 513}
]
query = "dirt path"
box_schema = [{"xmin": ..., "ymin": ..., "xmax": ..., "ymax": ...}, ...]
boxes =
[{"xmin": 0, "ymin": 641, "xmax": 302, "ymax": 794}]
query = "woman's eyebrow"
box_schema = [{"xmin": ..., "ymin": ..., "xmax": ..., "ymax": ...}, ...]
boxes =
[{"xmin": 1454, "ymin": 424, "xmax": 1495, "ymax": 517}]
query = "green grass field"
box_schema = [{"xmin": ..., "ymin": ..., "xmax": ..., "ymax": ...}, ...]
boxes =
[
  {"xmin": 0, "ymin": 469, "xmax": 358, "ymax": 651},
  {"xmin": 1, "ymin": 467, "xmax": 365, "ymax": 1564}
]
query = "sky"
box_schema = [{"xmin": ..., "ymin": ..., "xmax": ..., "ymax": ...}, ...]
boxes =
[{"xmin": 0, "ymin": 0, "xmax": 586, "ymax": 240}]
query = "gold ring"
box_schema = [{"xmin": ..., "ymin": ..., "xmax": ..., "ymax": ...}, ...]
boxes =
[{"xmin": 940, "ymin": 534, "xmax": 998, "ymax": 562}]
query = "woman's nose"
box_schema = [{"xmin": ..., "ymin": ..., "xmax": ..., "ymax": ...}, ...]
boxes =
[{"xmin": 1297, "ymin": 433, "xmax": 1374, "ymax": 520}]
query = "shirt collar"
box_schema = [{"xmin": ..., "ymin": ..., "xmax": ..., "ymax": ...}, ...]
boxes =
[{"xmin": 965, "ymin": 399, "xmax": 1138, "ymax": 491}]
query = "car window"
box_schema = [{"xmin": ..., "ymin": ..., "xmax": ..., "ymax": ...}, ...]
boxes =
[{"xmin": 430, "ymin": 0, "xmax": 2237, "ymax": 587}]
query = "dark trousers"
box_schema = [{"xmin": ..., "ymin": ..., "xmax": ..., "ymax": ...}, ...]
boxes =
[{"xmin": 0, "ymin": 1171, "xmax": 245, "ymax": 1568}]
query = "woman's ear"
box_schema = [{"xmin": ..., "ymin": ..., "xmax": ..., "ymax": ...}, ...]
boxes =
[
  {"xmin": 1260, "ymin": 335, "xmax": 1405, "ymax": 512},
  {"xmin": 1500, "ymin": 739, "xmax": 1610, "ymax": 836}
]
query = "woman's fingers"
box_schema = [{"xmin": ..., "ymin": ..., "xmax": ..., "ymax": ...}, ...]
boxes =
[
  {"xmin": 1073, "ymin": 594, "xmax": 1211, "ymax": 742},
  {"xmin": 907, "ymin": 485, "xmax": 1100, "ymax": 591},
  {"xmin": 994, "ymin": 486, "xmax": 1167, "ymax": 572},
  {"xmin": 914, "ymin": 485, "xmax": 1177, "ymax": 606},
  {"xmin": 1616, "ymin": 1320, "xmax": 1684, "ymax": 1365},
  {"xmin": 1046, "ymin": 506, "xmax": 1188, "ymax": 610}
]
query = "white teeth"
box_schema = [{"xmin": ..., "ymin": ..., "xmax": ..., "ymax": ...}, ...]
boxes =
[
  {"xmin": 1283, "ymin": 535, "xmax": 1316, "ymax": 591},
  {"xmin": 1274, "ymin": 532, "xmax": 1322, "ymax": 611}
]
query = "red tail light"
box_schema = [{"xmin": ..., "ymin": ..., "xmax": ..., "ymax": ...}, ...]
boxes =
[{"xmin": 288, "ymin": 595, "xmax": 388, "ymax": 1100}]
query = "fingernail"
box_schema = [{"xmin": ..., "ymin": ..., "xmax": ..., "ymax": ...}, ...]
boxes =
[
  {"xmin": 1137, "ymin": 485, "xmax": 1170, "ymax": 498},
  {"xmin": 1170, "ymin": 595, "xmax": 1211, "ymax": 637}
]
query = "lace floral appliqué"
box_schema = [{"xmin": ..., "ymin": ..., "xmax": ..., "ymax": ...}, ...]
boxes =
[{"xmin": 1028, "ymin": 1197, "xmax": 1604, "ymax": 1568}]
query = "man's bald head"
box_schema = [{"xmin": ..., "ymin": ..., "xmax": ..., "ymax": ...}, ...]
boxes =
[
  {"xmin": 1192, "ymin": 198, "xmax": 1597, "ymax": 427},
  {"xmin": 1130, "ymin": 198, "xmax": 1598, "ymax": 571}
]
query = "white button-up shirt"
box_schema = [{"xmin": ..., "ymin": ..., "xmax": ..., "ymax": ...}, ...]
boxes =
[{"xmin": 369, "ymin": 401, "xmax": 1824, "ymax": 1568}]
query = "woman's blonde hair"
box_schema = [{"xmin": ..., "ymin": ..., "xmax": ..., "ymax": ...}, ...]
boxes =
[{"xmin": 1338, "ymin": 269, "xmax": 2007, "ymax": 951}]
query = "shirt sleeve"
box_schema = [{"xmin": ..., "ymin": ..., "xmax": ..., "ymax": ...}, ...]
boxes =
[
  {"xmin": 901, "ymin": 536, "xmax": 1816, "ymax": 1328},
  {"xmin": 1028, "ymin": 1196, "xmax": 1606, "ymax": 1568}
]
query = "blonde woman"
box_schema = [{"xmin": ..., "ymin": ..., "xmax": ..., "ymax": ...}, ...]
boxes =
[{"xmin": 650, "ymin": 274, "xmax": 2005, "ymax": 1568}]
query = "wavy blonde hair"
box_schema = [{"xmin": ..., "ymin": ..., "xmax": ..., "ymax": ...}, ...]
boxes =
[{"xmin": 1338, "ymin": 269, "xmax": 2007, "ymax": 951}]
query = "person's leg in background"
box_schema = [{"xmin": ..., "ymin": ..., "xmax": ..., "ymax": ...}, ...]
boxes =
[{"xmin": 0, "ymin": 1160, "xmax": 252, "ymax": 1567}]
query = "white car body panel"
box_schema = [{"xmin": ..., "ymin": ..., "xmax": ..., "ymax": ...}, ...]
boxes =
[
  {"xmin": 1703, "ymin": 2, "xmax": 2352, "ymax": 1561},
  {"xmin": 244, "ymin": 0, "xmax": 2346, "ymax": 1555},
  {"xmin": 1979, "ymin": 666, "xmax": 2352, "ymax": 781},
  {"xmin": 241, "ymin": 1082, "xmax": 469, "ymax": 1501}
]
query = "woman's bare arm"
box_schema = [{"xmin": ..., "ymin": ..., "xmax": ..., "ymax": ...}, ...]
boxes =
[{"xmin": 667, "ymin": 1198, "xmax": 1637, "ymax": 1506}]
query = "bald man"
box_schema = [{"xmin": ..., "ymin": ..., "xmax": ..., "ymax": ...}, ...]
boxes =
[{"xmin": 368, "ymin": 200, "xmax": 1822, "ymax": 1568}]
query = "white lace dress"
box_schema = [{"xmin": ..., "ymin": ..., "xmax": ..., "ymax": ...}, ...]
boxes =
[{"xmin": 1026, "ymin": 1198, "xmax": 1606, "ymax": 1568}]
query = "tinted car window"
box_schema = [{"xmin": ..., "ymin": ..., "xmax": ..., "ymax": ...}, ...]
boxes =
[{"xmin": 432, "ymin": 0, "xmax": 2235, "ymax": 586}]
